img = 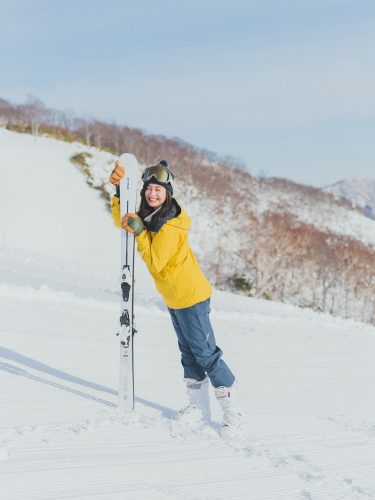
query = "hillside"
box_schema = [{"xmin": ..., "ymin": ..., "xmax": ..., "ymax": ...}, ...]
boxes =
[
  {"xmin": 1, "ymin": 127, "xmax": 375, "ymax": 499},
  {"xmin": 1, "ymin": 127, "xmax": 374, "ymax": 326}
]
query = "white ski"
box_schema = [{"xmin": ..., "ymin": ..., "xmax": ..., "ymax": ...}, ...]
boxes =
[{"xmin": 118, "ymin": 153, "xmax": 138, "ymax": 411}]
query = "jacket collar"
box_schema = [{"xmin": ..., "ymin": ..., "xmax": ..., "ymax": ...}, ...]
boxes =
[{"xmin": 143, "ymin": 199, "xmax": 182, "ymax": 233}]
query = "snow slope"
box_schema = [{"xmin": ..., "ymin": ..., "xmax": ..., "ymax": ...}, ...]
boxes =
[
  {"xmin": 249, "ymin": 177, "xmax": 375, "ymax": 249},
  {"xmin": 1, "ymin": 129, "xmax": 375, "ymax": 499},
  {"xmin": 0, "ymin": 128, "xmax": 118, "ymax": 268}
]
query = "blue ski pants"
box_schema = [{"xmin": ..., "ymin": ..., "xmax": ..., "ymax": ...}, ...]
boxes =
[{"xmin": 168, "ymin": 299, "xmax": 235, "ymax": 388}]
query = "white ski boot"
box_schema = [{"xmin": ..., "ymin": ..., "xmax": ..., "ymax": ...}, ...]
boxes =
[
  {"xmin": 178, "ymin": 376, "xmax": 211, "ymax": 423},
  {"xmin": 214, "ymin": 386, "xmax": 242, "ymax": 438}
]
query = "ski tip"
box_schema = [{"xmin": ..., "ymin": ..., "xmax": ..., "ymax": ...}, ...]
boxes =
[{"xmin": 119, "ymin": 153, "xmax": 138, "ymax": 168}]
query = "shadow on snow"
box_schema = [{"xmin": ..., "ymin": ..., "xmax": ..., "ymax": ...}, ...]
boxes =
[{"xmin": 0, "ymin": 345, "xmax": 177, "ymax": 420}]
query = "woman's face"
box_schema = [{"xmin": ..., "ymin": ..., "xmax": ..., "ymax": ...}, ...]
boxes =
[{"xmin": 145, "ymin": 183, "xmax": 167, "ymax": 208}]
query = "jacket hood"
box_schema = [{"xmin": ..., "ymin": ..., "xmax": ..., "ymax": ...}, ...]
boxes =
[{"xmin": 166, "ymin": 206, "xmax": 190, "ymax": 230}]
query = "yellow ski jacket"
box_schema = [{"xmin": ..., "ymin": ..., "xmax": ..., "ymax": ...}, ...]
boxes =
[{"xmin": 111, "ymin": 196, "xmax": 212, "ymax": 309}]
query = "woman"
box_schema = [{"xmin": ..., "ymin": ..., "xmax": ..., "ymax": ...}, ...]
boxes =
[{"xmin": 109, "ymin": 160, "xmax": 241, "ymax": 432}]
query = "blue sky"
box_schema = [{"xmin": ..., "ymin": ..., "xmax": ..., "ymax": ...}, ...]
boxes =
[{"xmin": 1, "ymin": 0, "xmax": 374, "ymax": 186}]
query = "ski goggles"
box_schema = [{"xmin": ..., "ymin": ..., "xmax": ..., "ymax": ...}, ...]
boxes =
[{"xmin": 142, "ymin": 165, "xmax": 175, "ymax": 184}]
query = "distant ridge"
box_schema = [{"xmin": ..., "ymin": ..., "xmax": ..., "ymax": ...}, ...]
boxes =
[{"xmin": 323, "ymin": 178, "xmax": 375, "ymax": 220}]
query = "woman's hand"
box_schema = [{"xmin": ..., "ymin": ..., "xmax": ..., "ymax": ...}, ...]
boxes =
[
  {"xmin": 121, "ymin": 213, "xmax": 145, "ymax": 236},
  {"xmin": 109, "ymin": 160, "xmax": 125, "ymax": 185}
]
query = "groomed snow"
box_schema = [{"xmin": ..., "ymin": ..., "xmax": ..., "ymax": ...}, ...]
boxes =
[{"xmin": 1, "ymin": 129, "xmax": 375, "ymax": 499}]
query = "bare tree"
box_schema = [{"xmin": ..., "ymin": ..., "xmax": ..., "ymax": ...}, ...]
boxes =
[{"xmin": 22, "ymin": 95, "xmax": 47, "ymax": 136}]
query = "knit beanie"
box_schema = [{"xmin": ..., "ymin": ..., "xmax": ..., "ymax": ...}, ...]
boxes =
[{"xmin": 143, "ymin": 160, "xmax": 174, "ymax": 195}]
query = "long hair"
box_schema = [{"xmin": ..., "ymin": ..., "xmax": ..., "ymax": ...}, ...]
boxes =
[{"xmin": 138, "ymin": 187, "xmax": 173, "ymax": 227}]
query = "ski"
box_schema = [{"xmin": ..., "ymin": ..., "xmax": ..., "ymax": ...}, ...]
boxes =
[{"xmin": 118, "ymin": 153, "xmax": 138, "ymax": 411}]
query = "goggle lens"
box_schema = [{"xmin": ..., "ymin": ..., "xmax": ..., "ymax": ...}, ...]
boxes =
[{"xmin": 142, "ymin": 165, "xmax": 174, "ymax": 184}]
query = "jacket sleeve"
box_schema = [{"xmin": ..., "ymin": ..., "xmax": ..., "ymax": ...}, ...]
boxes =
[
  {"xmin": 111, "ymin": 195, "xmax": 121, "ymax": 228},
  {"xmin": 136, "ymin": 225, "xmax": 180, "ymax": 274}
]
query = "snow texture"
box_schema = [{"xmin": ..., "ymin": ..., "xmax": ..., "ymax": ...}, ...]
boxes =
[{"xmin": 1, "ymin": 129, "xmax": 375, "ymax": 499}]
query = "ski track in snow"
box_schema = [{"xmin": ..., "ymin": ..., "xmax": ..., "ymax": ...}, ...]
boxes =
[{"xmin": 1, "ymin": 271, "xmax": 375, "ymax": 499}]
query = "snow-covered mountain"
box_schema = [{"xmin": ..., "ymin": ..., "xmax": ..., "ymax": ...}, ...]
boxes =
[
  {"xmin": 1, "ymin": 128, "xmax": 375, "ymax": 499},
  {"xmin": 323, "ymin": 178, "xmax": 375, "ymax": 219},
  {"xmin": 1, "ymin": 127, "xmax": 374, "ymax": 327}
]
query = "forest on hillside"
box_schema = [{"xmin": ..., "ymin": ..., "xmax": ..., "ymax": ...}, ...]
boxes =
[
  {"xmin": 1, "ymin": 95, "xmax": 375, "ymax": 326},
  {"xmin": 0, "ymin": 95, "xmax": 244, "ymax": 175}
]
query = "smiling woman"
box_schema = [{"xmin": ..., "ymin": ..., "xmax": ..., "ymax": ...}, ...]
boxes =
[{"xmin": 109, "ymin": 159, "xmax": 241, "ymax": 436}]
